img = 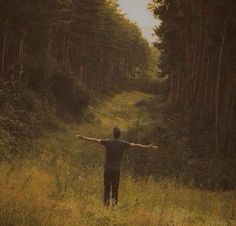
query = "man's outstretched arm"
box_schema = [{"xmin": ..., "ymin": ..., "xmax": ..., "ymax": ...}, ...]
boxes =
[
  {"xmin": 130, "ymin": 143, "xmax": 158, "ymax": 151},
  {"xmin": 76, "ymin": 134, "xmax": 101, "ymax": 144}
]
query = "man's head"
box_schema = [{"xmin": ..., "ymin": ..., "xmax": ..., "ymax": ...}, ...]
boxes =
[{"xmin": 113, "ymin": 127, "xmax": 121, "ymax": 139}]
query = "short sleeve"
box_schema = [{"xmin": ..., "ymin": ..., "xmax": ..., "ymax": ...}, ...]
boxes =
[
  {"xmin": 100, "ymin": 139, "xmax": 109, "ymax": 146},
  {"xmin": 122, "ymin": 141, "xmax": 131, "ymax": 149}
]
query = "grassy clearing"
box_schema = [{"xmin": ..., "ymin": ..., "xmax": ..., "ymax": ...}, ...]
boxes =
[{"xmin": 0, "ymin": 91, "xmax": 235, "ymax": 226}]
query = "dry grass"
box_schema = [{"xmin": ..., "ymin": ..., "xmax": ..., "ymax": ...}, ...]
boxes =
[
  {"xmin": 0, "ymin": 91, "xmax": 235, "ymax": 226},
  {"xmin": 0, "ymin": 163, "xmax": 235, "ymax": 226}
]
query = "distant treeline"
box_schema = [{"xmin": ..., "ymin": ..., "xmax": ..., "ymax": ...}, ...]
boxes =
[
  {"xmin": 151, "ymin": 1, "xmax": 236, "ymax": 159},
  {"xmin": 0, "ymin": 0, "xmax": 150, "ymax": 90}
]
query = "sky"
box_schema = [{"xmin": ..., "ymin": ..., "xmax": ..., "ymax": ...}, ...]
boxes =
[{"xmin": 117, "ymin": 0, "xmax": 160, "ymax": 43}]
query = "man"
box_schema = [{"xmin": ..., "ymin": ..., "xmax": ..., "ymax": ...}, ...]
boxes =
[{"xmin": 76, "ymin": 127, "xmax": 158, "ymax": 207}]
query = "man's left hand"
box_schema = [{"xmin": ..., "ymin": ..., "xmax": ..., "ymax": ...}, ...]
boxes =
[{"xmin": 76, "ymin": 134, "xmax": 83, "ymax": 139}]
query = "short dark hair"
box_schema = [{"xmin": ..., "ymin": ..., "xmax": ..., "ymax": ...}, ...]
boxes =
[{"xmin": 113, "ymin": 127, "xmax": 121, "ymax": 139}]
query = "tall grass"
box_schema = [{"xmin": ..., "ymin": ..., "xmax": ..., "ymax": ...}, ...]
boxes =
[
  {"xmin": 0, "ymin": 91, "xmax": 235, "ymax": 226},
  {"xmin": 0, "ymin": 161, "xmax": 235, "ymax": 226}
]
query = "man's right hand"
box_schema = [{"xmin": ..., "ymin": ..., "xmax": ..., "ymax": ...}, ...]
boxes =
[
  {"xmin": 147, "ymin": 144, "xmax": 158, "ymax": 150},
  {"xmin": 130, "ymin": 143, "xmax": 158, "ymax": 151}
]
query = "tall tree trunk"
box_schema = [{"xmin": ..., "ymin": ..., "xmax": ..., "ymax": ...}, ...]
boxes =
[
  {"xmin": 196, "ymin": 2, "xmax": 210, "ymax": 111},
  {"xmin": 169, "ymin": 72, "xmax": 174, "ymax": 101},
  {"xmin": 175, "ymin": 72, "xmax": 181, "ymax": 102},
  {"xmin": 19, "ymin": 33, "xmax": 25, "ymax": 79},
  {"xmin": 203, "ymin": 55, "xmax": 211, "ymax": 112},
  {"xmin": 1, "ymin": 18, "xmax": 8, "ymax": 76},
  {"xmin": 215, "ymin": 15, "xmax": 228, "ymax": 155}
]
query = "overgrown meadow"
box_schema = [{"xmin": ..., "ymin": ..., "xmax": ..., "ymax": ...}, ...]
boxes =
[{"xmin": 0, "ymin": 92, "xmax": 235, "ymax": 226}]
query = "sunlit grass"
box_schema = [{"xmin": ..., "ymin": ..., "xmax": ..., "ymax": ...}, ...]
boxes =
[
  {"xmin": 0, "ymin": 162, "xmax": 235, "ymax": 226},
  {"xmin": 0, "ymin": 91, "xmax": 235, "ymax": 226}
]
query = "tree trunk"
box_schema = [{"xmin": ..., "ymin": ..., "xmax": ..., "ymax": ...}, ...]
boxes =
[
  {"xmin": 169, "ymin": 72, "xmax": 174, "ymax": 101},
  {"xmin": 18, "ymin": 33, "xmax": 25, "ymax": 79},
  {"xmin": 196, "ymin": 3, "xmax": 209, "ymax": 110},
  {"xmin": 215, "ymin": 15, "xmax": 228, "ymax": 155},
  {"xmin": 1, "ymin": 18, "xmax": 8, "ymax": 76}
]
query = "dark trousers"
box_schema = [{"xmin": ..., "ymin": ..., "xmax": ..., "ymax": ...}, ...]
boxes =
[{"xmin": 104, "ymin": 169, "xmax": 120, "ymax": 206}]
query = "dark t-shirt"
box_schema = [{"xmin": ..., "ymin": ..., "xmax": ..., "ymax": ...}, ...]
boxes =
[{"xmin": 100, "ymin": 139, "xmax": 131, "ymax": 171}]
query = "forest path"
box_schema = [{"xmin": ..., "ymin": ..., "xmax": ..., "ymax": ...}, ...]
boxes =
[
  {"xmin": 77, "ymin": 91, "xmax": 155, "ymax": 139},
  {"xmin": 70, "ymin": 90, "xmax": 156, "ymax": 170}
]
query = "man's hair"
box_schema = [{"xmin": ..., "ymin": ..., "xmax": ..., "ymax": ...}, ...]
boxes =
[{"xmin": 113, "ymin": 127, "xmax": 121, "ymax": 139}]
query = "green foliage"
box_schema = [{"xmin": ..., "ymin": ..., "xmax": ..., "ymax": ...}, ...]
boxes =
[
  {"xmin": 132, "ymin": 77, "xmax": 169, "ymax": 98},
  {"xmin": 23, "ymin": 61, "xmax": 50, "ymax": 92},
  {"xmin": 125, "ymin": 95, "xmax": 235, "ymax": 190},
  {"xmin": 50, "ymin": 65, "xmax": 90, "ymax": 116},
  {"xmin": 0, "ymin": 86, "xmax": 58, "ymax": 157}
]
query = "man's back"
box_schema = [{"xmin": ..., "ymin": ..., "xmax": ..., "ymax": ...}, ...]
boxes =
[{"xmin": 101, "ymin": 139, "xmax": 130, "ymax": 171}]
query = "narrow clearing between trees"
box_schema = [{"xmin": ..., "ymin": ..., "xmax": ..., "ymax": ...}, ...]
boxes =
[{"xmin": 1, "ymin": 91, "xmax": 235, "ymax": 226}]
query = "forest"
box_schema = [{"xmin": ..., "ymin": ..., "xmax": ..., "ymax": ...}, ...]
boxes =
[
  {"xmin": 0, "ymin": 0, "xmax": 235, "ymax": 226},
  {"xmin": 150, "ymin": 0, "xmax": 236, "ymax": 187},
  {"xmin": 0, "ymin": 0, "xmax": 150, "ymax": 90}
]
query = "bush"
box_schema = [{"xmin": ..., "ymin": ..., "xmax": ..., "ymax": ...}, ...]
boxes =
[
  {"xmin": 132, "ymin": 77, "xmax": 169, "ymax": 98},
  {"xmin": 23, "ymin": 60, "xmax": 50, "ymax": 92},
  {"xmin": 0, "ymin": 60, "xmax": 91, "ymax": 158},
  {"xmin": 0, "ymin": 86, "xmax": 58, "ymax": 158},
  {"xmin": 50, "ymin": 65, "xmax": 90, "ymax": 116},
  {"xmin": 124, "ymin": 95, "xmax": 236, "ymax": 190}
]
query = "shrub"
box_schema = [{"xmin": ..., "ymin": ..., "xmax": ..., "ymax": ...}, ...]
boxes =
[
  {"xmin": 50, "ymin": 65, "xmax": 90, "ymax": 116},
  {"xmin": 23, "ymin": 60, "xmax": 50, "ymax": 92},
  {"xmin": 132, "ymin": 77, "xmax": 169, "ymax": 99}
]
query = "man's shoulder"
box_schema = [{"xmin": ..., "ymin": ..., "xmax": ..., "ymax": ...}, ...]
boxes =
[
  {"xmin": 101, "ymin": 139, "xmax": 130, "ymax": 147},
  {"xmin": 118, "ymin": 139, "xmax": 128, "ymax": 143},
  {"xmin": 118, "ymin": 139, "xmax": 131, "ymax": 148}
]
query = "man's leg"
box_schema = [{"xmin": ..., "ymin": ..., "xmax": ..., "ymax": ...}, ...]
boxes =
[
  {"xmin": 111, "ymin": 171, "xmax": 120, "ymax": 206},
  {"xmin": 104, "ymin": 170, "xmax": 111, "ymax": 206}
]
